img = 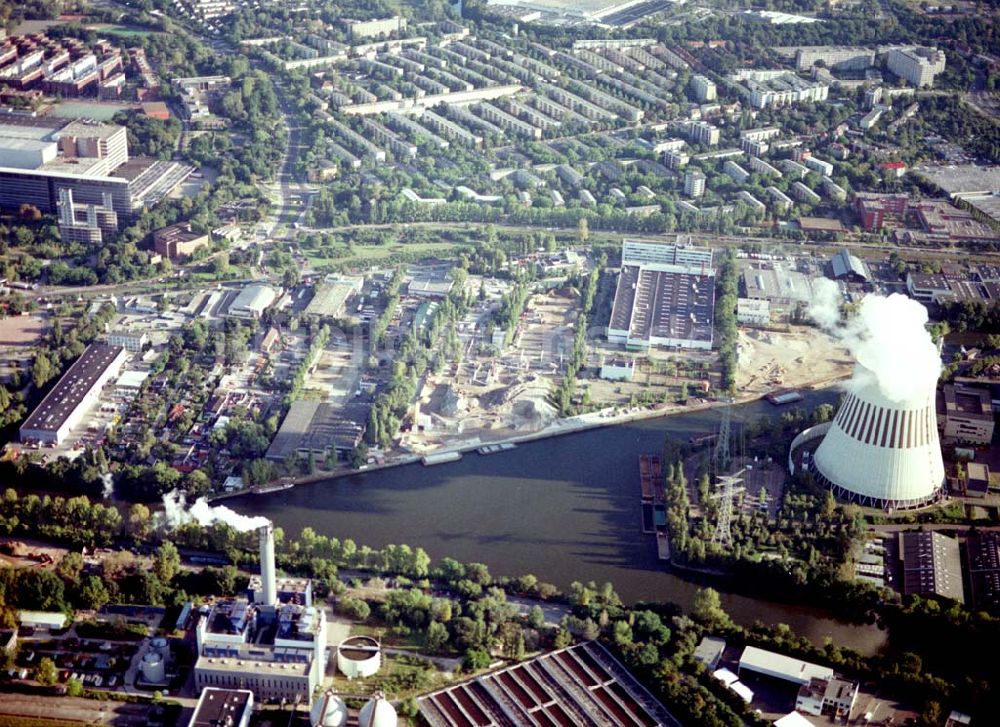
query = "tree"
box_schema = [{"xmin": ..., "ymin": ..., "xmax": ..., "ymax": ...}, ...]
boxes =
[
  {"xmin": 553, "ymin": 627, "xmax": 572, "ymax": 649},
  {"xmin": 426, "ymin": 620, "xmax": 449, "ymax": 651},
  {"xmin": 691, "ymin": 587, "xmax": 733, "ymax": 629},
  {"xmin": 462, "ymin": 648, "xmax": 491, "ymax": 672},
  {"xmin": 213, "ymin": 252, "xmax": 230, "ymax": 277},
  {"xmin": 31, "ymin": 351, "xmax": 55, "ymax": 389},
  {"xmin": 35, "ymin": 657, "xmax": 58, "ymax": 687},
  {"xmin": 127, "ymin": 504, "xmax": 152, "ymax": 543},
  {"xmin": 79, "ymin": 575, "xmax": 110, "ymax": 611},
  {"xmin": 528, "ymin": 605, "xmax": 545, "ymax": 630},
  {"xmin": 55, "ymin": 552, "xmax": 84, "ymax": 583},
  {"xmin": 576, "ymin": 216, "xmax": 589, "ymax": 243},
  {"xmin": 65, "ymin": 677, "xmax": 84, "ymax": 697},
  {"xmin": 154, "ymin": 541, "xmax": 181, "ymax": 583},
  {"xmin": 339, "ymin": 597, "xmax": 370, "ymax": 620}
]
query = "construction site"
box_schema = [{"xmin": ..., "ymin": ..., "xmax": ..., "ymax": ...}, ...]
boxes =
[
  {"xmin": 403, "ymin": 290, "xmax": 577, "ymax": 452},
  {"xmin": 736, "ymin": 326, "xmax": 852, "ymax": 395}
]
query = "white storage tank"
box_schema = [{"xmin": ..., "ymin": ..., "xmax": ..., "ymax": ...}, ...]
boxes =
[
  {"xmin": 140, "ymin": 652, "xmax": 165, "ymax": 683},
  {"xmin": 358, "ymin": 694, "xmax": 397, "ymax": 727},
  {"xmin": 336, "ymin": 635, "xmax": 381, "ymax": 679},
  {"xmin": 150, "ymin": 636, "xmax": 168, "ymax": 657},
  {"xmin": 310, "ymin": 689, "xmax": 348, "ymax": 727}
]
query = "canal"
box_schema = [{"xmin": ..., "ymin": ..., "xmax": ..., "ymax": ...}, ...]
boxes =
[{"xmin": 230, "ymin": 390, "xmax": 888, "ymax": 655}]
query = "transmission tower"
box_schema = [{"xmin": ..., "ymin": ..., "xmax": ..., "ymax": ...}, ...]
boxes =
[
  {"xmin": 711, "ymin": 470, "xmax": 745, "ymax": 548},
  {"xmin": 714, "ymin": 398, "xmax": 733, "ymax": 475}
]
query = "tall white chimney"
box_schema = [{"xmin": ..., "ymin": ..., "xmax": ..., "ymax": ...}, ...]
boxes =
[{"xmin": 259, "ymin": 524, "xmax": 277, "ymax": 605}]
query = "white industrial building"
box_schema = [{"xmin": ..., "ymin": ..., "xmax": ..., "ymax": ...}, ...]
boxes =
[
  {"xmin": 738, "ymin": 646, "xmax": 833, "ymax": 686},
  {"xmin": 227, "ymin": 284, "xmax": 278, "ymax": 319},
  {"xmin": 193, "ymin": 526, "xmax": 328, "ymax": 702},
  {"xmin": 737, "ymin": 298, "xmax": 771, "ymax": 326},
  {"xmin": 106, "ymin": 330, "xmax": 148, "ymax": 352},
  {"xmin": 608, "ymin": 239, "xmax": 715, "ymax": 351},
  {"xmin": 19, "ymin": 344, "xmax": 127, "ymax": 445}
]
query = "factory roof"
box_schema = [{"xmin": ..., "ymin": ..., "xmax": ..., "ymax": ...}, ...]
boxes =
[
  {"xmin": 609, "ymin": 264, "xmax": 715, "ymax": 346},
  {"xmin": 304, "ymin": 278, "xmax": 361, "ymax": 317},
  {"xmin": 55, "ymin": 120, "xmax": 124, "ymax": 140},
  {"xmin": 799, "ymin": 217, "xmax": 846, "ymax": 233},
  {"xmin": 738, "ymin": 646, "xmax": 833, "ymax": 685},
  {"xmin": 418, "ymin": 641, "xmax": 677, "ymax": 727},
  {"xmin": 20, "ymin": 344, "xmax": 125, "ymax": 436},
  {"xmin": 266, "ymin": 400, "xmax": 369, "ymax": 461},
  {"xmin": 190, "ymin": 688, "xmax": 253, "ymax": 727},
  {"xmin": 774, "ymin": 712, "xmax": 815, "ymax": 727},
  {"xmin": 116, "ymin": 370, "xmax": 150, "ymax": 389},
  {"xmin": 195, "ymin": 651, "xmax": 313, "ymax": 677},
  {"xmin": 899, "ymin": 531, "xmax": 965, "ymax": 603},
  {"xmin": 694, "ymin": 636, "xmax": 726, "ymax": 669},
  {"xmin": 742, "ymin": 264, "xmax": 814, "ymax": 303},
  {"xmin": 228, "ymin": 283, "xmax": 277, "ymax": 316},
  {"xmin": 831, "ymin": 248, "xmax": 868, "ymax": 280},
  {"xmin": 17, "ymin": 611, "xmax": 68, "ymax": 629},
  {"xmin": 153, "ymin": 222, "xmax": 206, "ymax": 245},
  {"xmin": 247, "ymin": 574, "xmax": 311, "ymax": 601},
  {"xmin": 916, "ymin": 164, "xmax": 1000, "ymax": 196},
  {"xmin": 967, "ymin": 531, "xmax": 1000, "ymax": 610},
  {"xmin": 407, "ymin": 275, "xmax": 454, "ymax": 298}
]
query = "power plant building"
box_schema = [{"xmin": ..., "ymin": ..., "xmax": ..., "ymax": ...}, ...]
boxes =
[
  {"xmin": 19, "ymin": 343, "xmax": 128, "ymax": 445},
  {"xmin": 608, "ymin": 239, "xmax": 715, "ymax": 351},
  {"xmin": 193, "ymin": 526, "xmax": 328, "ymax": 702},
  {"xmin": 791, "ymin": 360, "xmax": 945, "ymax": 510}
]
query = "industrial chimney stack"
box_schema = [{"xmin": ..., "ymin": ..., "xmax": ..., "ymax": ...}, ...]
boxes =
[{"xmin": 259, "ymin": 524, "xmax": 277, "ymax": 606}]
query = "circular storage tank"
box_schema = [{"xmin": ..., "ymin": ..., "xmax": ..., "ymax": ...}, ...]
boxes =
[
  {"xmin": 150, "ymin": 636, "xmax": 168, "ymax": 656},
  {"xmin": 336, "ymin": 635, "xmax": 381, "ymax": 679},
  {"xmin": 310, "ymin": 689, "xmax": 348, "ymax": 727},
  {"xmin": 358, "ymin": 695, "xmax": 397, "ymax": 727},
  {"xmin": 140, "ymin": 652, "xmax": 165, "ymax": 683}
]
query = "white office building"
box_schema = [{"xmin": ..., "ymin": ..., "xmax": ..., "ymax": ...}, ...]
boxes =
[
  {"xmin": 690, "ymin": 75, "xmax": 717, "ymax": 102},
  {"xmin": 887, "ymin": 47, "xmax": 946, "ymax": 88}
]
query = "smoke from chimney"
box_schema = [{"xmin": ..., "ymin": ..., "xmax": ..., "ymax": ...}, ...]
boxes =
[
  {"xmin": 161, "ymin": 490, "xmax": 271, "ymax": 533},
  {"xmin": 807, "ymin": 285, "xmax": 940, "ymax": 403}
]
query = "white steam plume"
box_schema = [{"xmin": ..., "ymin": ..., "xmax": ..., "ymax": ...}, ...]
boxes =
[
  {"xmin": 807, "ymin": 278, "xmax": 842, "ymax": 330},
  {"xmin": 809, "ymin": 287, "xmax": 940, "ymax": 403},
  {"xmin": 100, "ymin": 472, "xmax": 114, "ymax": 499},
  {"xmin": 160, "ymin": 490, "xmax": 270, "ymax": 533}
]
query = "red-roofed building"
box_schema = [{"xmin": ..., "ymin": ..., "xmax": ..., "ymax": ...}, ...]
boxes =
[
  {"xmin": 881, "ymin": 161, "xmax": 908, "ymax": 178},
  {"xmin": 854, "ymin": 192, "xmax": 909, "ymax": 231},
  {"xmin": 141, "ymin": 101, "xmax": 170, "ymax": 120}
]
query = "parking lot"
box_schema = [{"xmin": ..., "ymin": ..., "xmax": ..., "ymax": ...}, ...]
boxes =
[{"xmin": 15, "ymin": 635, "xmax": 138, "ymax": 690}]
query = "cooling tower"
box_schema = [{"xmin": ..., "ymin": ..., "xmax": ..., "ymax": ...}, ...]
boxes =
[
  {"xmin": 811, "ymin": 362, "xmax": 944, "ymax": 510},
  {"xmin": 259, "ymin": 524, "xmax": 277, "ymax": 606}
]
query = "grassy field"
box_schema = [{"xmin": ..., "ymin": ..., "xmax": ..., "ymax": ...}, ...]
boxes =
[
  {"xmin": 87, "ymin": 24, "xmax": 162, "ymax": 37},
  {"xmin": 304, "ymin": 242, "xmax": 465, "ymax": 270}
]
